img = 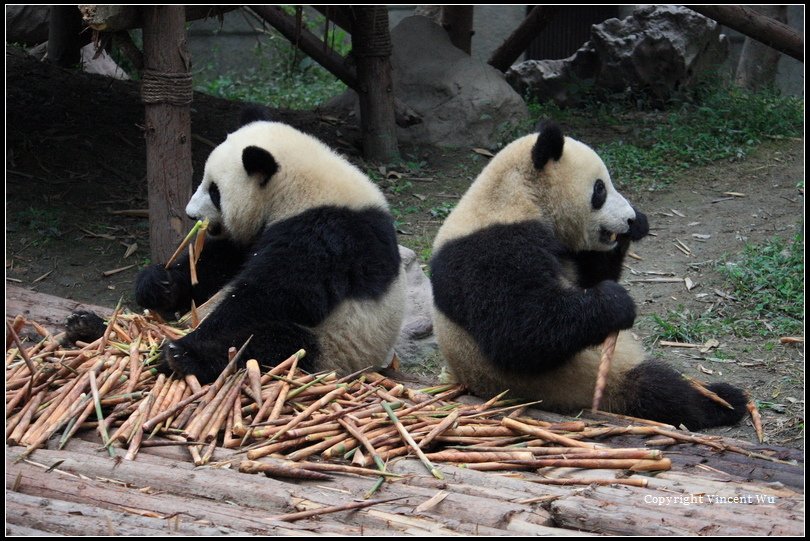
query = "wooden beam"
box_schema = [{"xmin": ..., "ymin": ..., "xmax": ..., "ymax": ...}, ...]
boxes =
[
  {"xmin": 488, "ymin": 6, "xmax": 560, "ymax": 72},
  {"xmin": 79, "ymin": 5, "xmax": 237, "ymax": 32},
  {"xmin": 248, "ymin": 5, "xmax": 356, "ymax": 88},
  {"xmin": 686, "ymin": 5, "xmax": 803, "ymax": 62},
  {"xmin": 141, "ymin": 6, "xmax": 194, "ymax": 262}
]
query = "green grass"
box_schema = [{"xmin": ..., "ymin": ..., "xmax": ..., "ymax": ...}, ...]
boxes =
[
  {"xmin": 718, "ymin": 232, "xmax": 804, "ymax": 337},
  {"xmin": 525, "ymin": 84, "xmax": 804, "ymax": 190},
  {"xmin": 193, "ymin": 13, "xmax": 347, "ymax": 109},
  {"xmin": 650, "ymin": 232, "xmax": 804, "ymax": 343}
]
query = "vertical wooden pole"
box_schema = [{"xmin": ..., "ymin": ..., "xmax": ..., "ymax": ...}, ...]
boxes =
[
  {"xmin": 141, "ymin": 6, "xmax": 194, "ymax": 263},
  {"xmin": 47, "ymin": 6, "xmax": 83, "ymax": 67},
  {"xmin": 441, "ymin": 6, "xmax": 474, "ymax": 54},
  {"xmin": 351, "ymin": 6, "xmax": 400, "ymax": 163}
]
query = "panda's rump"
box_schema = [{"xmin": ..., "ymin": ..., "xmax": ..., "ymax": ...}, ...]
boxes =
[
  {"xmin": 435, "ymin": 311, "xmax": 643, "ymax": 412},
  {"xmin": 315, "ymin": 268, "xmax": 406, "ymax": 373}
]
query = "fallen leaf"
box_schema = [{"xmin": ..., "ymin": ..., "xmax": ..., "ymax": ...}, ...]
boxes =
[
  {"xmin": 697, "ymin": 364, "xmax": 714, "ymax": 375},
  {"xmin": 671, "ymin": 209, "xmax": 685, "ymax": 217},
  {"xmin": 691, "ymin": 234, "xmax": 711, "ymax": 240},
  {"xmin": 472, "ymin": 147, "xmax": 494, "ymax": 157},
  {"xmin": 684, "ymin": 277, "xmax": 695, "ymax": 290},
  {"xmin": 123, "ymin": 242, "xmax": 138, "ymax": 258},
  {"xmin": 700, "ymin": 339, "xmax": 720, "ymax": 353}
]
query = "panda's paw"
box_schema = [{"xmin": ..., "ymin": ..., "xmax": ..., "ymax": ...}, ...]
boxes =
[
  {"xmin": 64, "ymin": 310, "xmax": 107, "ymax": 345},
  {"xmin": 162, "ymin": 338, "xmax": 227, "ymax": 385},
  {"xmin": 626, "ymin": 207, "xmax": 649, "ymax": 241},
  {"xmin": 595, "ymin": 280, "xmax": 637, "ymax": 330},
  {"xmin": 135, "ymin": 264, "xmax": 180, "ymax": 312}
]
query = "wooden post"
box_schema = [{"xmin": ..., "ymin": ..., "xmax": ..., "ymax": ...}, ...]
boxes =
[
  {"xmin": 488, "ymin": 6, "xmax": 559, "ymax": 72},
  {"xmin": 140, "ymin": 6, "xmax": 194, "ymax": 262},
  {"xmin": 735, "ymin": 6, "xmax": 788, "ymax": 90},
  {"xmin": 47, "ymin": 6, "xmax": 84, "ymax": 67},
  {"xmin": 686, "ymin": 5, "xmax": 803, "ymax": 62},
  {"xmin": 441, "ymin": 6, "xmax": 474, "ymax": 54},
  {"xmin": 350, "ymin": 6, "xmax": 399, "ymax": 162}
]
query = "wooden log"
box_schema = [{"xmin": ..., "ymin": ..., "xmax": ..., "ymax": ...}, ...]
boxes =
[
  {"xmin": 6, "ymin": 490, "xmax": 246, "ymax": 535},
  {"xmin": 141, "ymin": 6, "xmax": 194, "ymax": 262},
  {"xmin": 5, "ymin": 462, "xmax": 361, "ymax": 536},
  {"xmin": 488, "ymin": 6, "xmax": 559, "ymax": 72},
  {"xmin": 248, "ymin": 5, "xmax": 355, "ymax": 88},
  {"xmin": 5, "ymin": 285, "xmax": 112, "ymax": 334},
  {"xmin": 686, "ymin": 5, "xmax": 803, "ymax": 62}
]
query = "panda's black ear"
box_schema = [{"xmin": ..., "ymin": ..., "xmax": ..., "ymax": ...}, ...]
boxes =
[
  {"xmin": 531, "ymin": 121, "xmax": 565, "ymax": 171},
  {"xmin": 242, "ymin": 146, "xmax": 278, "ymax": 187},
  {"xmin": 239, "ymin": 105, "xmax": 273, "ymax": 128}
]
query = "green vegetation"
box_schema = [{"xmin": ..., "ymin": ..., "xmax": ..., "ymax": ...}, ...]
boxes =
[
  {"xmin": 193, "ymin": 12, "xmax": 347, "ymax": 109},
  {"xmin": 650, "ymin": 232, "xmax": 804, "ymax": 343},
  {"xmin": 718, "ymin": 232, "xmax": 804, "ymax": 337},
  {"xmin": 16, "ymin": 207, "xmax": 63, "ymax": 239},
  {"xmin": 526, "ymin": 84, "xmax": 804, "ymax": 190}
]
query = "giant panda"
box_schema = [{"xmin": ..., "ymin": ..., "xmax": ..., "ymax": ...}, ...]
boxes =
[
  {"xmin": 429, "ymin": 122, "xmax": 747, "ymax": 430},
  {"xmin": 125, "ymin": 108, "xmax": 405, "ymax": 383}
]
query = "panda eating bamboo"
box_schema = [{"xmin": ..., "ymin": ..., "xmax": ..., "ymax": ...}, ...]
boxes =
[
  {"xmin": 68, "ymin": 107, "xmax": 406, "ymax": 383},
  {"xmin": 429, "ymin": 122, "xmax": 747, "ymax": 430}
]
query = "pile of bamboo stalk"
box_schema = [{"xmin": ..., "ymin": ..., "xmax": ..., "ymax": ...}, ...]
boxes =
[{"xmin": 10, "ymin": 311, "xmax": 776, "ymax": 493}]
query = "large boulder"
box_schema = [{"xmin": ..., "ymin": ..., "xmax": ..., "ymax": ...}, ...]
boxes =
[
  {"xmin": 507, "ymin": 5, "xmax": 729, "ymax": 106},
  {"xmin": 330, "ymin": 16, "xmax": 528, "ymax": 148},
  {"xmin": 394, "ymin": 245, "xmax": 438, "ymax": 367}
]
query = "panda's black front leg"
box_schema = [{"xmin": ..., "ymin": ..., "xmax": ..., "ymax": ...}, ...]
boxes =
[
  {"xmin": 574, "ymin": 207, "xmax": 649, "ymax": 288},
  {"xmin": 135, "ymin": 237, "xmax": 248, "ymax": 320}
]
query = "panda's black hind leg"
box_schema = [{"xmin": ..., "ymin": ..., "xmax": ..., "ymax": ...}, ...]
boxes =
[
  {"xmin": 162, "ymin": 321, "xmax": 321, "ymax": 384},
  {"xmin": 620, "ymin": 360, "xmax": 748, "ymax": 431},
  {"xmin": 64, "ymin": 310, "xmax": 107, "ymax": 345}
]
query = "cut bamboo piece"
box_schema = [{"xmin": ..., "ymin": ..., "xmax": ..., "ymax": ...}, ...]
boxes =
[{"xmin": 592, "ymin": 331, "xmax": 618, "ymax": 411}]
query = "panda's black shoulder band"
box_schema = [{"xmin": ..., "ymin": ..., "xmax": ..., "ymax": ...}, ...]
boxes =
[
  {"xmin": 532, "ymin": 121, "xmax": 564, "ymax": 171},
  {"xmin": 239, "ymin": 105, "xmax": 273, "ymax": 127}
]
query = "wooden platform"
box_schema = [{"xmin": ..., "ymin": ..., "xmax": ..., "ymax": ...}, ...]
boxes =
[{"xmin": 5, "ymin": 286, "xmax": 805, "ymax": 536}]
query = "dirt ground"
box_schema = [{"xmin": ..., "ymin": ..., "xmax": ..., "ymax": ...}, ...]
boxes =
[{"xmin": 6, "ymin": 46, "xmax": 804, "ymax": 448}]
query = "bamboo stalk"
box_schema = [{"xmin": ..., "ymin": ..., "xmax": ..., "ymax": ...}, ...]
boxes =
[
  {"xmin": 417, "ymin": 409, "xmax": 459, "ymax": 449},
  {"xmin": 747, "ymin": 400, "xmax": 764, "ymax": 443},
  {"xmin": 685, "ymin": 375, "xmax": 734, "ymax": 410},
  {"xmin": 268, "ymin": 496, "xmax": 406, "ymax": 523},
  {"xmin": 592, "ymin": 331, "xmax": 618, "ymax": 411},
  {"xmin": 525, "ymin": 477, "xmax": 649, "ymax": 488},
  {"xmin": 7, "ymin": 391, "xmax": 44, "ymax": 445},
  {"xmin": 164, "ymin": 219, "xmax": 206, "ymax": 269},
  {"xmin": 238, "ymin": 459, "xmax": 333, "ymax": 480},
  {"xmin": 506, "ymin": 457, "xmax": 672, "ymax": 471},
  {"xmin": 501, "ymin": 418, "xmax": 597, "ymax": 449},
  {"xmin": 245, "ymin": 359, "xmax": 263, "ymax": 408},
  {"xmin": 382, "ymin": 401, "xmax": 443, "ymax": 480},
  {"xmin": 267, "ymin": 386, "xmax": 348, "ymax": 443},
  {"xmin": 426, "ymin": 450, "xmax": 535, "ymax": 463}
]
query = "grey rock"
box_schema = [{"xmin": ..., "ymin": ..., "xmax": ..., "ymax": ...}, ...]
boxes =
[
  {"xmin": 6, "ymin": 6, "xmax": 50, "ymax": 46},
  {"xmin": 329, "ymin": 16, "xmax": 528, "ymax": 148},
  {"xmin": 507, "ymin": 5, "xmax": 729, "ymax": 106},
  {"xmin": 394, "ymin": 245, "xmax": 438, "ymax": 367}
]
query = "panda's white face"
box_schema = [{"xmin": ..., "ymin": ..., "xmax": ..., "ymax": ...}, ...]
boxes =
[
  {"xmin": 186, "ymin": 125, "xmax": 281, "ymax": 245},
  {"xmin": 540, "ymin": 136, "xmax": 637, "ymax": 252}
]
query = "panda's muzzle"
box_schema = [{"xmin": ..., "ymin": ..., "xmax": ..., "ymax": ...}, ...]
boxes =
[{"xmin": 599, "ymin": 227, "xmax": 620, "ymax": 245}]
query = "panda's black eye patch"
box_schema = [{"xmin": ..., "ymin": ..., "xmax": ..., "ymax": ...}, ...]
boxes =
[
  {"xmin": 209, "ymin": 182, "xmax": 221, "ymax": 211},
  {"xmin": 591, "ymin": 179, "xmax": 607, "ymax": 210}
]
